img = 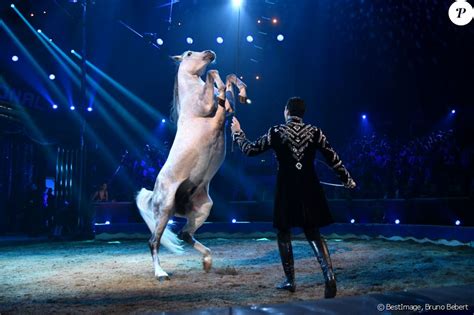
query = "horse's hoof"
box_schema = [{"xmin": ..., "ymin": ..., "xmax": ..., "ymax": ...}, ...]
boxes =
[
  {"xmin": 203, "ymin": 256, "xmax": 212, "ymax": 273},
  {"xmin": 156, "ymin": 275, "xmax": 171, "ymax": 282},
  {"xmin": 226, "ymin": 74, "xmax": 237, "ymax": 82}
]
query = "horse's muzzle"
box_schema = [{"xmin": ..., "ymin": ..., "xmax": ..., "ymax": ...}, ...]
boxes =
[{"xmin": 203, "ymin": 50, "xmax": 216, "ymax": 62}]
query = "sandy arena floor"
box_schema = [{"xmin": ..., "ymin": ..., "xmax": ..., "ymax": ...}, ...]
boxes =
[{"xmin": 1, "ymin": 237, "xmax": 473, "ymax": 314}]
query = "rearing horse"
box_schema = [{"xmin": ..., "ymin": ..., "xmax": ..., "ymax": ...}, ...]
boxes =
[{"xmin": 136, "ymin": 50, "xmax": 247, "ymax": 281}]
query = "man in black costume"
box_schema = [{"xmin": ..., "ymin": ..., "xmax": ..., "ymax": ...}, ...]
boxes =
[{"xmin": 231, "ymin": 97, "xmax": 356, "ymax": 298}]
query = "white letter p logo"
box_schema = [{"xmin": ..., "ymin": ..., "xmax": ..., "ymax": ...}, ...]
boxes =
[{"xmin": 449, "ymin": 0, "xmax": 473, "ymax": 26}]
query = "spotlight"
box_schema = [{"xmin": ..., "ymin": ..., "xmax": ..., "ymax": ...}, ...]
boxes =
[
  {"xmin": 168, "ymin": 219, "xmax": 174, "ymax": 224},
  {"xmin": 49, "ymin": 74, "xmax": 56, "ymax": 80},
  {"xmin": 451, "ymin": 109, "xmax": 456, "ymax": 114},
  {"xmin": 105, "ymin": 221, "xmax": 110, "ymax": 225},
  {"xmin": 362, "ymin": 114, "xmax": 367, "ymax": 119},
  {"xmin": 395, "ymin": 219, "xmax": 400, "ymax": 224},
  {"xmin": 30, "ymin": 13, "xmax": 34, "ymax": 17},
  {"xmin": 350, "ymin": 219, "xmax": 355, "ymax": 224},
  {"xmin": 10, "ymin": 4, "xmax": 15, "ymax": 8},
  {"xmin": 272, "ymin": 18, "xmax": 278, "ymax": 24},
  {"xmin": 52, "ymin": 104, "xmax": 58, "ymax": 109},
  {"xmin": 246, "ymin": 35, "xmax": 254, "ymax": 43},
  {"xmin": 216, "ymin": 36, "xmax": 224, "ymax": 44},
  {"xmin": 186, "ymin": 37, "xmax": 193, "ymax": 44},
  {"xmin": 277, "ymin": 34, "xmax": 284, "ymax": 42},
  {"xmin": 11, "ymin": 55, "xmax": 19, "ymax": 62},
  {"xmin": 455, "ymin": 220, "xmax": 461, "ymax": 226},
  {"xmin": 232, "ymin": 0, "xmax": 242, "ymax": 8},
  {"xmin": 246, "ymin": 99, "xmax": 252, "ymax": 104},
  {"xmin": 156, "ymin": 38, "xmax": 164, "ymax": 46},
  {"xmin": 257, "ymin": 19, "xmax": 261, "ymax": 24},
  {"xmin": 43, "ymin": 11, "xmax": 47, "ymax": 14},
  {"xmin": 70, "ymin": 49, "xmax": 75, "ymax": 54},
  {"xmin": 37, "ymin": 29, "xmax": 41, "ymax": 33},
  {"xmin": 255, "ymin": 75, "xmax": 260, "ymax": 80},
  {"xmin": 87, "ymin": 107, "xmax": 93, "ymax": 112},
  {"xmin": 70, "ymin": 105, "xmax": 75, "ymax": 111},
  {"xmin": 161, "ymin": 118, "xmax": 166, "ymax": 123},
  {"xmin": 231, "ymin": 218, "xmax": 237, "ymax": 223}
]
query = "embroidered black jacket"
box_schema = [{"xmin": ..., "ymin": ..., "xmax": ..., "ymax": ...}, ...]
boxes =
[{"xmin": 233, "ymin": 116, "xmax": 353, "ymax": 229}]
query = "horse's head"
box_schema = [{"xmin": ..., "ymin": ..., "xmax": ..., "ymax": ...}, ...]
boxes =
[{"xmin": 172, "ymin": 50, "xmax": 216, "ymax": 76}]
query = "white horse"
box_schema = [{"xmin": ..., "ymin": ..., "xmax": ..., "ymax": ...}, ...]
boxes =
[{"xmin": 136, "ymin": 50, "xmax": 247, "ymax": 281}]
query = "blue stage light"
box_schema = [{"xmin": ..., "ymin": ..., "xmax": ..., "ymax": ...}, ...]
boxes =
[
  {"xmin": 37, "ymin": 29, "xmax": 42, "ymax": 33},
  {"xmin": 246, "ymin": 35, "xmax": 254, "ymax": 43},
  {"xmin": 11, "ymin": 55, "xmax": 19, "ymax": 62},
  {"xmin": 277, "ymin": 34, "xmax": 284, "ymax": 42},
  {"xmin": 52, "ymin": 104, "xmax": 58, "ymax": 109},
  {"xmin": 168, "ymin": 219, "xmax": 174, "ymax": 224},
  {"xmin": 232, "ymin": 0, "xmax": 242, "ymax": 8},
  {"xmin": 186, "ymin": 37, "xmax": 193, "ymax": 44},
  {"xmin": 49, "ymin": 74, "xmax": 56, "ymax": 80},
  {"xmin": 87, "ymin": 107, "xmax": 93, "ymax": 112},
  {"xmin": 70, "ymin": 49, "xmax": 75, "ymax": 54},
  {"xmin": 395, "ymin": 219, "xmax": 400, "ymax": 224},
  {"xmin": 455, "ymin": 220, "xmax": 461, "ymax": 226},
  {"xmin": 161, "ymin": 118, "xmax": 166, "ymax": 123},
  {"xmin": 232, "ymin": 218, "xmax": 237, "ymax": 223},
  {"xmin": 216, "ymin": 36, "xmax": 224, "ymax": 44},
  {"xmin": 70, "ymin": 105, "xmax": 75, "ymax": 111},
  {"xmin": 10, "ymin": 4, "xmax": 15, "ymax": 8},
  {"xmin": 156, "ymin": 38, "xmax": 164, "ymax": 46},
  {"xmin": 362, "ymin": 114, "xmax": 367, "ymax": 120},
  {"xmin": 350, "ymin": 219, "xmax": 355, "ymax": 224},
  {"xmin": 105, "ymin": 221, "xmax": 110, "ymax": 225},
  {"xmin": 451, "ymin": 109, "xmax": 456, "ymax": 114},
  {"xmin": 246, "ymin": 99, "xmax": 252, "ymax": 104}
]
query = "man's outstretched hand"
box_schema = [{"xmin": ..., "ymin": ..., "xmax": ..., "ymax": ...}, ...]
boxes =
[{"xmin": 231, "ymin": 116, "xmax": 242, "ymax": 134}]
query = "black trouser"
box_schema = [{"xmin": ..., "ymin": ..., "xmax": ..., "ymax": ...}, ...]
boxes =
[{"xmin": 277, "ymin": 227, "xmax": 322, "ymax": 242}]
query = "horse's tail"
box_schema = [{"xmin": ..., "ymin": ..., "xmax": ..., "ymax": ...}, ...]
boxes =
[{"xmin": 136, "ymin": 188, "xmax": 184, "ymax": 254}]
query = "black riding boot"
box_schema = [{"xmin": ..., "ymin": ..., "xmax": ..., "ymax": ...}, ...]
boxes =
[
  {"xmin": 276, "ymin": 231, "xmax": 296, "ymax": 292},
  {"xmin": 305, "ymin": 229, "xmax": 337, "ymax": 298}
]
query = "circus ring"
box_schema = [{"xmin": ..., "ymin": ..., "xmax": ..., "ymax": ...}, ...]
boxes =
[{"xmin": 1, "ymin": 199, "xmax": 473, "ymax": 314}]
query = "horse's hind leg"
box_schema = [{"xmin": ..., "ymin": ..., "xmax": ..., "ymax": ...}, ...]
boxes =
[
  {"xmin": 149, "ymin": 191, "xmax": 174, "ymax": 281},
  {"xmin": 179, "ymin": 188, "xmax": 213, "ymax": 272}
]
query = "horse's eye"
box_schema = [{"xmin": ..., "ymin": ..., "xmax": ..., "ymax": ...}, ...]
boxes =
[{"xmin": 187, "ymin": 52, "xmax": 192, "ymax": 57}]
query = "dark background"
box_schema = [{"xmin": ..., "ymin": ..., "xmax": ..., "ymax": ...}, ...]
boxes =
[{"xmin": 1, "ymin": 0, "xmax": 473, "ymax": 233}]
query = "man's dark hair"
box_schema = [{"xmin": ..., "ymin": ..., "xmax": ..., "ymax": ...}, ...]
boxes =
[{"xmin": 285, "ymin": 97, "xmax": 305, "ymax": 117}]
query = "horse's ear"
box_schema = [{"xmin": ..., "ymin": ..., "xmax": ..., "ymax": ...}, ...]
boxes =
[{"xmin": 170, "ymin": 55, "xmax": 183, "ymax": 62}]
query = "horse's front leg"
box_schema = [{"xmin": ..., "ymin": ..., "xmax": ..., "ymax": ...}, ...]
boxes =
[
  {"xmin": 226, "ymin": 74, "xmax": 247, "ymax": 104},
  {"xmin": 179, "ymin": 191, "xmax": 213, "ymax": 272},
  {"xmin": 199, "ymin": 70, "xmax": 225, "ymax": 116}
]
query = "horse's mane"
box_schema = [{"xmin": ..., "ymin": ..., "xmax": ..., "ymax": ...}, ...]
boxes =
[{"xmin": 170, "ymin": 72, "xmax": 179, "ymax": 123}]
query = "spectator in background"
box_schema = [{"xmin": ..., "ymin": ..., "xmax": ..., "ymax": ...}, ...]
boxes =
[{"xmin": 91, "ymin": 183, "xmax": 108, "ymax": 202}]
